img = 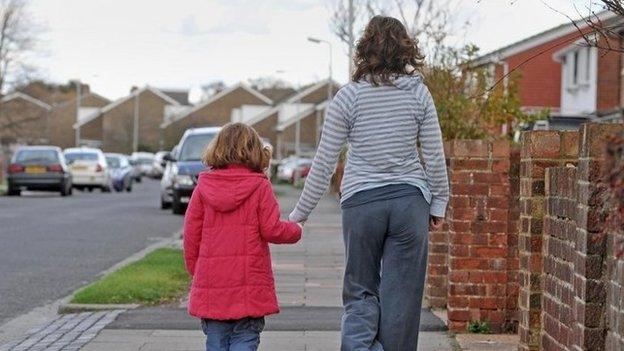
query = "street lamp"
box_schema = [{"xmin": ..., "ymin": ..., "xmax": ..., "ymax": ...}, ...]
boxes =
[
  {"xmin": 307, "ymin": 36, "xmax": 333, "ymax": 144},
  {"xmin": 70, "ymin": 79, "xmax": 82, "ymax": 147}
]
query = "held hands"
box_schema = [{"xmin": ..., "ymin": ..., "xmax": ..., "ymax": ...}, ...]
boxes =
[{"xmin": 429, "ymin": 216, "xmax": 444, "ymax": 231}]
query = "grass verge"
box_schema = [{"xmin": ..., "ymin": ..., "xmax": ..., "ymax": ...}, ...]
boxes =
[{"xmin": 71, "ymin": 248, "xmax": 190, "ymax": 305}]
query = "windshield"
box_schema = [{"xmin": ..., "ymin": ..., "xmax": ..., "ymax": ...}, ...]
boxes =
[
  {"xmin": 15, "ymin": 149, "xmax": 59, "ymax": 164},
  {"xmin": 179, "ymin": 133, "xmax": 216, "ymax": 161},
  {"xmin": 65, "ymin": 152, "xmax": 98, "ymax": 163},
  {"xmin": 137, "ymin": 157, "xmax": 153, "ymax": 165},
  {"xmin": 106, "ymin": 156, "xmax": 121, "ymax": 168}
]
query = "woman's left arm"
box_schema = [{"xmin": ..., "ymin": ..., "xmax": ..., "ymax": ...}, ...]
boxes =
[
  {"xmin": 418, "ymin": 87, "xmax": 449, "ymax": 218},
  {"xmin": 289, "ymin": 86, "xmax": 353, "ymax": 223}
]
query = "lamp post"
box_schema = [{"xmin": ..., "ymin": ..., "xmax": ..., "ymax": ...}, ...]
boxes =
[
  {"xmin": 70, "ymin": 79, "xmax": 82, "ymax": 147},
  {"xmin": 307, "ymin": 36, "xmax": 333, "ymax": 144}
]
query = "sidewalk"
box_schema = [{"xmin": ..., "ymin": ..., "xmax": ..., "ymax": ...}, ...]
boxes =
[{"xmin": 80, "ymin": 184, "xmax": 456, "ymax": 350}]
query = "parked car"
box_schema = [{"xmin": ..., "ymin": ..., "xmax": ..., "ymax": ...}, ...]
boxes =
[
  {"xmin": 6, "ymin": 146, "xmax": 72, "ymax": 196},
  {"xmin": 161, "ymin": 127, "xmax": 220, "ymax": 214},
  {"xmin": 151, "ymin": 151, "xmax": 168, "ymax": 179},
  {"xmin": 159, "ymin": 146, "xmax": 178, "ymax": 210},
  {"xmin": 276, "ymin": 157, "xmax": 313, "ymax": 183},
  {"xmin": 105, "ymin": 153, "xmax": 133, "ymax": 192},
  {"xmin": 131, "ymin": 152, "xmax": 155, "ymax": 177},
  {"xmin": 64, "ymin": 147, "xmax": 112, "ymax": 192},
  {"xmin": 128, "ymin": 156, "xmax": 142, "ymax": 183}
]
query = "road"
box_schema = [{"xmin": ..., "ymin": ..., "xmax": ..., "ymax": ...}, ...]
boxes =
[{"xmin": 0, "ymin": 179, "xmax": 183, "ymax": 325}]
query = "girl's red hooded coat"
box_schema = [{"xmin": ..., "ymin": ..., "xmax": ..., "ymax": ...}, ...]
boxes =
[{"xmin": 183, "ymin": 166, "xmax": 302, "ymax": 320}]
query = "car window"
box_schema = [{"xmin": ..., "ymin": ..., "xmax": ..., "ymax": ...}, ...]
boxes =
[
  {"xmin": 65, "ymin": 152, "xmax": 98, "ymax": 163},
  {"xmin": 179, "ymin": 133, "xmax": 216, "ymax": 161},
  {"xmin": 120, "ymin": 157, "xmax": 129, "ymax": 168},
  {"xmin": 106, "ymin": 156, "xmax": 121, "ymax": 168},
  {"xmin": 15, "ymin": 149, "xmax": 59, "ymax": 164}
]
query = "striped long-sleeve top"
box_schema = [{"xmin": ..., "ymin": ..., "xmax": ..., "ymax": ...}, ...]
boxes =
[{"xmin": 289, "ymin": 75, "xmax": 449, "ymax": 222}]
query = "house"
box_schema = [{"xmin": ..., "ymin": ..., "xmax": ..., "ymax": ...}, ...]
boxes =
[
  {"xmin": 247, "ymin": 79, "xmax": 339, "ymax": 158},
  {"xmin": 160, "ymin": 83, "xmax": 273, "ymax": 150},
  {"xmin": 471, "ymin": 10, "xmax": 623, "ymax": 128},
  {"xmin": 74, "ymin": 86, "xmax": 182, "ymax": 154},
  {"xmin": 49, "ymin": 91, "xmax": 110, "ymax": 149},
  {"xmin": 0, "ymin": 92, "xmax": 52, "ymax": 145}
]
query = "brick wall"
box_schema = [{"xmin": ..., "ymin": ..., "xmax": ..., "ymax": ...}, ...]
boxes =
[
  {"xmin": 421, "ymin": 123, "xmax": 624, "ymax": 349},
  {"xmin": 445, "ymin": 139, "xmax": 512, "ymax": 333},
  {"xmin": 542, "ymin": 166, "xmax": 577, "ymax": 350}
]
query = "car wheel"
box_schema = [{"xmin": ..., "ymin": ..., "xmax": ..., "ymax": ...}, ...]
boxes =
[
  {"xmin": 102, "ymin": 185, "xmax": 111, "ymax": 193},
  {"xmin": 135, "ymin": 176, "xmax": 142, "ymax": 183},
  {"xmin": 88, "ymin": 187, "xmax": 94, "ymax": 192},
  {"xmin": 160, "ymin": 196, "xmax": 171, "ymax": 209},
  {"xmin": 126, "ymin": 181, "xmax": 133, "ymax": 192},
  {"xmin": 7, "ymin": 185, "xmax": 20, "ymax": 196},
  {"xmin": 172, "ymin": 193, "xmax": 185, "ymax": 215},
  {"xmin": 60, "ymin": 182, "xmax": 71, "ymax": 197}
]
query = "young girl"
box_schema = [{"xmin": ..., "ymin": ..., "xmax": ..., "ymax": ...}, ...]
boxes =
[{"xmin": 183, "ymin": 122, "xmax": 302, "ymax": 351}]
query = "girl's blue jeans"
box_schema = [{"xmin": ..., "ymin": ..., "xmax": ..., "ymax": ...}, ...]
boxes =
[{"xmin": 201, "ymin": 317, "xmax": 265, "ymax": 351}]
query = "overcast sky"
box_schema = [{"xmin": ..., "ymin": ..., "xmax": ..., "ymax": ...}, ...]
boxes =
[{"xmin": 27, "ymin": 0, "xmax": 598, "ymax": 101}]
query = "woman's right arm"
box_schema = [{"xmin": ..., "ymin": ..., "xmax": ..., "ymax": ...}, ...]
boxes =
[{"xmin": 289, "ymin": 86, "xmax": 354, "ymax": 223}]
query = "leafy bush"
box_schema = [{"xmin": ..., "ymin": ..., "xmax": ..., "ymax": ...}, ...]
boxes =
[
  {"xmin": 424, "ymin": 44, "xmax": 547, "ymax": 140},
  {"xmin": 468, "ymin": 320, "xmax": 491, "ymax": 334}
]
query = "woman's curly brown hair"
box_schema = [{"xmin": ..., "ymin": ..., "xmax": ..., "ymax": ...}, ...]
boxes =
[{"xmin": 352, "ymin": 16, "xmax": 425, "ymax": 86}]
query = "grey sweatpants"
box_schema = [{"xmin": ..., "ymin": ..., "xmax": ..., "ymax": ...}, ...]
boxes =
[{"xmin": 340, "ymin": 193, "xmax": 430, "ymax": 351}]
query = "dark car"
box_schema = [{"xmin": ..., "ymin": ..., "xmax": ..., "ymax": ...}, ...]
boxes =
[
  {"xmin": 165, "ymin": 127, "xmax": 220, "ymax": 215},
  {"xmin": 7, "ymin": 146, "xmax": 72, "ymax": 196},
  {"xmin": 105, "ymin": 153, "xmax": 133, "ymax": 192}
]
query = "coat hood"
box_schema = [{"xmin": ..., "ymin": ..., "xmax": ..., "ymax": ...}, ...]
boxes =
[
  {"xmin": 392, "ymin": 74, "xmax": 424, "ymax": 92},
  {"xmin": 196, "ymin": 166, "xmax": 267, "ymax": 212}
]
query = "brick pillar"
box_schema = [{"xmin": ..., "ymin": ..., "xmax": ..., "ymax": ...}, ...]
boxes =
[
  {"xmin": 426, "ymin": 222, "xmax": 449, "ymax": 308},
  {"xmin": 571, "ymin": 123, "xmax": 624, "ymax": 351},
  {"xmin": 605, "ymin": 129, "xmax": 624, "ymax": 351},
  {"xmin": 506, "ymin": 147, "xmax": 521, "ymax": 331},
  {"xmin": 446, "ymin": 139, "xmax": 511, "ymax": 333},
  {"xmin": 542, "ymin": 167, "xmax": 577, "ymax": 351},
  {"xmin": 426, "ymin": 142, "xmax": 451, "ymax": 309},
  {"xmin": 518, "ymin": 131, "xmax": 579, "ymax": 351}
]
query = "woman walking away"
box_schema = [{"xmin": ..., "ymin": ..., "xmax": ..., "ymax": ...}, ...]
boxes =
[
  {"xmin": 184, "ymin": 123, "xmax": 302, "ymax": 351},
  {"xmin": 289, "ymin": 16, "xmax": 449, "ymax": 351}
]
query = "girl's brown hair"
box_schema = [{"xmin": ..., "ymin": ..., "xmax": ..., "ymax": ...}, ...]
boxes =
[
  {"xmin": 202, "ymin": 123, "xmax": 271, "ymax": 172},
  {"xmin": 352, "ymin": 16, "xmax": 424, "ymax": 86}
]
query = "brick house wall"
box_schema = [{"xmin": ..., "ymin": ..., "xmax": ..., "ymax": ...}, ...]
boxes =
[
  {"xmin": 0, "ymin": 98, "xmax": 50, "ymax": 145},
  {"xmin": 162, "ymin": 87, "xmax": 270, "ymax": 150},
  {"xmin": 49, "ymin": 94, "xmax": 110, "ymax": 149},
  {"xmin": 596, "ymin": 36, "xmax": 622, "ymax": 112},
  {"xmin": 492, "ymin": 30, "xmax": 587, "ymax": 111},
  {"xmin": 279, "ymin": 108, "xmax": 323, "ymax": 156},
  {"xmin": 252, "ymin": 111, "xmax": 279, "ymax": 148},
  {"xmin": 102, "ymin": 89, "xmax": 173, "ymax": 154},
  {"xmin": 486, "ymin": 19, "xmax": 621, "ymax": 114}
]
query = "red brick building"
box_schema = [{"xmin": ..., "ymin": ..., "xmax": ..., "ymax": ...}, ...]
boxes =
[{"xmin": 472, "ymin": 11, "xmax": 623, "ymax": 126}]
